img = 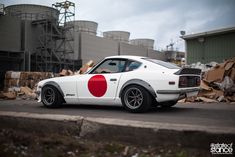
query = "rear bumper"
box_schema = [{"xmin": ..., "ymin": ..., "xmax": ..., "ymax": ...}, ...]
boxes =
[{"xmin": 156, "ymin": 88, "xmax": 200, "ymax": 94}]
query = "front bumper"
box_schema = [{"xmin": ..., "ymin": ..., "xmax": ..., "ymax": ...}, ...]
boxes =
[
  {"xmin": 156, "ymin": 88, "xmax": 200, "ymax": 94},
  {"xmin": 36, "ymin": 89, "xmax": 42, "ymax": 102}
]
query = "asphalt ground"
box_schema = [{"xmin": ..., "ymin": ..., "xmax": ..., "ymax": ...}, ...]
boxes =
[
  {"xmin": 0, "ymin": 100, "xmax": 235, "ymax": 157},
  {"xmin": 0, "ymin": 99, "xmax": 234, "ymax": 129}
]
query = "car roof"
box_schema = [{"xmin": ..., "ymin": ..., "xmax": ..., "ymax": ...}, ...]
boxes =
[
  {"xmin": 104, "ymin": 55, "xmax": 180, "ymax": 70},
  {"xmin": 105, "ymin": 55, "xmax": 145, "ymax": 61}
]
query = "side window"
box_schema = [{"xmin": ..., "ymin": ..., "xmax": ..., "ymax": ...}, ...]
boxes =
[
  {"xmin": 91, "ymin": 59, "xmax": 126, "ymax": 74},
  {"xmin": 125, "ymin": 61, "xmax": 141, "ymax": 72}
]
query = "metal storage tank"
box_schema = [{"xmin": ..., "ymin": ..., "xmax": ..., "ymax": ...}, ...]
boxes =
[
  {"xmin": 103, "ymin": 31, "xmax": 130, "ymax": 43},
  {"xmin": 0, "ymin": 4, "xmax": 4, "ymax": 15},
  {"xmin": 130, "ymin": 38, "xmax": 154, "ymax": 49},
  {"xmin": 5, "ymin": 4, "xmax": 59, "ymax": 21},
  {"xmin": 67, "ymin": 20, "xmax": 98, "ymax": 35}
]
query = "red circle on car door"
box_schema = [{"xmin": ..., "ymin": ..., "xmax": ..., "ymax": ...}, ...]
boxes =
[{"xmin": 88, "ymin": 75, "xmax": 107, "ymax": 97}]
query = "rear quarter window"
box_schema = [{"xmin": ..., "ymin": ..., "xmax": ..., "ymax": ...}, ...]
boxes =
[
  {"xmin": 143, "ymin": 58, "xmax": 180, "ymax": 69},
  {"xmin": 125, "ymin": 61, "xmax": 142, "ymax": 72}
]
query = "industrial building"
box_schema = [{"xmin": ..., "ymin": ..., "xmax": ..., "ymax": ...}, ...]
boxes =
[
  {"xmin": 164, "ymin": 50, "xmax": 185, "ymax": 65},
  {"xmin": 182, "ymin": 27, "xmax": 235, "ymax": 64},
  {"xmin": 0, "ymin": 2, "xmax": 166, "ymax": 90}
]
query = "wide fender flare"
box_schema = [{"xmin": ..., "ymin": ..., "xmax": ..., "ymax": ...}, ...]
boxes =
[
  {"xmin": 119, "ymin": 79, "xmax": 156, "ymax": 98},
  {"xmin": 42, "ymin": 81, "xmax": 64, "ymax": 98}
]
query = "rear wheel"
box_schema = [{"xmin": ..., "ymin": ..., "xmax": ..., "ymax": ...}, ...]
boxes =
[
  {"xmin": 121, "ymin": 85, "xmax": 152, "ymax": 113},
  {"xmin": 41, "ymin": 85, "xmax": 62, "ymax": 108}
]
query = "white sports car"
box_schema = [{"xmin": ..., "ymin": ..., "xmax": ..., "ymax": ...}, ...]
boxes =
[{"xmin": 37, "ymin": 55, "xmax": 201, "ymax": 112}]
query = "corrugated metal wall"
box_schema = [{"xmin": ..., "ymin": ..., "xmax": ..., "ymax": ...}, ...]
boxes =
[{"xmin": 187, "ymin": 32, "xmax": 235, "ymax": 64}]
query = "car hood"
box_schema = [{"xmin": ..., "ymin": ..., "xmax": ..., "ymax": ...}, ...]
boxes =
[{"xmin": 37, "ymin": 75, "xmax": 75, "ymax": 87}]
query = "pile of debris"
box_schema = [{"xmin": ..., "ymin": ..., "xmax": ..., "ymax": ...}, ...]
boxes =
[
  {"xmin": 59, "ymin": 60, "xmax": 94, "ymax": 76},
  {"xmin": 182, "ymin": 57, "xmax": 235, "ymax": 103},
  {"xmin": 0, "ymin": 72, "xmax": 54, "ymax": 100},
  {"xmin": 0, "ymin": 60, "xmax": 95, "ymax": 100}
]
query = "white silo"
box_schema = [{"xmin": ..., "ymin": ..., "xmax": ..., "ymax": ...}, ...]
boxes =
[
  {"xmin": 5, "ymin": 4, "xmax": 59, "ymax": 21},
  {"xmin": 64, "ymin": 20, "xmax": 98, "ymax": 61},
  {"xmin": 4, "ymin": 4, "xmax": 61, "ymax": 71},
  {"xmin": 130, "ymin": 38, "xmax": 155, "ymax": 49},
  {"xmin": 103, "ymin": 31, "xmax": 130, "ymax": 43},
  {"xmin": 67, "ymin": 20, "xmax": 98, "ymax": 35}
]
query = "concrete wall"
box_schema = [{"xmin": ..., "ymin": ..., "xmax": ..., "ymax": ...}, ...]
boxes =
[
  {"xmin": 0, "ymin": 16, "xmax": 39, "ymax": 53},
  {"xmin": 147, "ymin": 49, "xmax": 166, "ymax": 61},
  {"xmin": 80, "ymin": 33, "xmax": 119, "ymax": 64},
  {"xmin": 24, "ymin": 21, "xmax": 41, "ymax": 54},
  {"xmin": 21, "ymin": 21, "xmax": 43, "ymax": 70},
  {"xmin": 0, "ymin": 16, "xmax": 21, "ymax": 52},
  {"xmin": 67, "ymin": 32, "xmax": 166, "ymax": 64},
  {"xmin": 0, "ymin": 14, "xmax": 168, "ymax": 74},
  {"xmin": 120, "ymin": 42, "xmax": 147, "ymax": 56}
]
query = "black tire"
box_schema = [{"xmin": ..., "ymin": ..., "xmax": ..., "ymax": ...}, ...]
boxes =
[
  {"xmin": 121, "ymin": 85, "xmax": 152, "ymax": 113},
  {"xmin": 160, "ymin": 101, "xmax": 177, "ymax": 108},
  {"xmin": 41, "ymin": 85, "xmax": 63, "ymax": 108}
]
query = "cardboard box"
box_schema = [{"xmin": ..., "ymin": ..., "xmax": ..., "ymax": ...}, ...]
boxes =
[
  {"xmin": 5, "ymin": 71, "xmax": 21, "ymax": 79},
  {"xmin": 230, "ymin": 68, "xmax": 235, "ymax": 81},
  {"xmin": 204, "ymin": 67, "xmax": 225, "ymax": 83}
]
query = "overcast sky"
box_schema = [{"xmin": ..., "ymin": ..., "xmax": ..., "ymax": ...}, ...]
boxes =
[{"xmin": 2, "ymin": 0, "xmax": 235, "ymax": 51}]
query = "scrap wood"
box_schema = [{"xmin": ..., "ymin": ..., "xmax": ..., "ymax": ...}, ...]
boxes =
[
  {"xmin": 19, "ymin": 86, "xmax": 37, "ymax": 99},
  {"xmin": 227, "ymin": 96, "xmax": 235, "ymax": 102},
  {"xmin": 199, "ymin": 88, "xmax": 223, "ymax": 98},
  {"xmin": 79, "ymin": 60, "xmax": 94, "ymax": 74},
  {"xmin": 224, "ymin": 61, "xmax": 234, "ymax": 71},
  {"xmin": 200, "ymin": 80, "xmax": 212, "ymax": 91},
  {"xmin": 59, "ymin": 69, "xmax": 69, "ymax": 76},
  {"xmin": 229, "ymin": 68, "xmax": 235, "ymax": 81},
  {"xmin": 214, "ymin": 76, "xmax": 234, "ymax": 91},
  {"xmin": 216, "ymin": 95, "xmax": 230, "ymax": 102},
  {"xmin": 79, "ymin": 65, "xmax": 89, "ymax": 74},
  {"xmin": 213, "ymin": 89, "xmax": 224, "ymax": 98},
  {"xmin": 3, "ymin": 91, "xmax": 17, "ymax": 100},
  {"xmin": 183, "ymin": 57, "xmax": 235, "ymax": 103},
  {"xmin": 197, "ymin": 97, "xmax": 218, "ymax": 103},
  {"xmin": 5, "ymin": 71, "xmax": 21, "ymax": 79},
  {"xmin": 59, "ymin": 69, "xmax": 75, "ymax": 76},
  {"xmin": 68, "ymin": 70, "xmax": 74, "ymax": 76},
  {"xmin": 86, "ymin": 60, "xmax": 95, "ymax": 67},
  {"xmin": 0, "ymin": 91, "xmax": 5, "ymax": 99},
  {"xmin": 185, "ymin": 96, "xmax": 197, "ymax": 102},
  {"xmin": 178, "ymin": 98, "xmax": 186, "ymax": 103},
  {"xmin": 20, "ymin": 86, "xmax": 33, "ymax": 96},
  {"xmin": 2, "ymin": 71, "xmax": 55, "ymax": 100},
  {"xmin": 198, "ymin": 90, "xmax": 216, "ymax": 99}
]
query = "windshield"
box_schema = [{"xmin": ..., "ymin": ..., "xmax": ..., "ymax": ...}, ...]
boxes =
[{"xmin": 143, "ymin": 58, "xmax": 180, "ymax": 69}]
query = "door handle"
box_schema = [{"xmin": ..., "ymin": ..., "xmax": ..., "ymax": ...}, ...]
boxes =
[{"xmin": 110, "ymin": 78, "xmax": 117, "ymax": 81}]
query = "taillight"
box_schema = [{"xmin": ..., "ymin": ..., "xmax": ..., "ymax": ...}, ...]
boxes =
[
  {"xmin": 179, "ymin": 76, "xmax": 188, "ymax": 88},
  {"xmin": 179, "ymin": 76, "xmax": 201, "ymax": 88},
  {"xmin": 196, "ymin": 77, "xmax": 201, "ymax": 86}
]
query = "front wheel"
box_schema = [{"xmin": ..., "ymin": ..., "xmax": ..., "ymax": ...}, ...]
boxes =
[
  {"xmin": 41, "ymin": 85, "xmax": 62, "ymax": 108},
  {"xmin": 121, "ymin": 85, "xmax": 152, "ymax": 113}
]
